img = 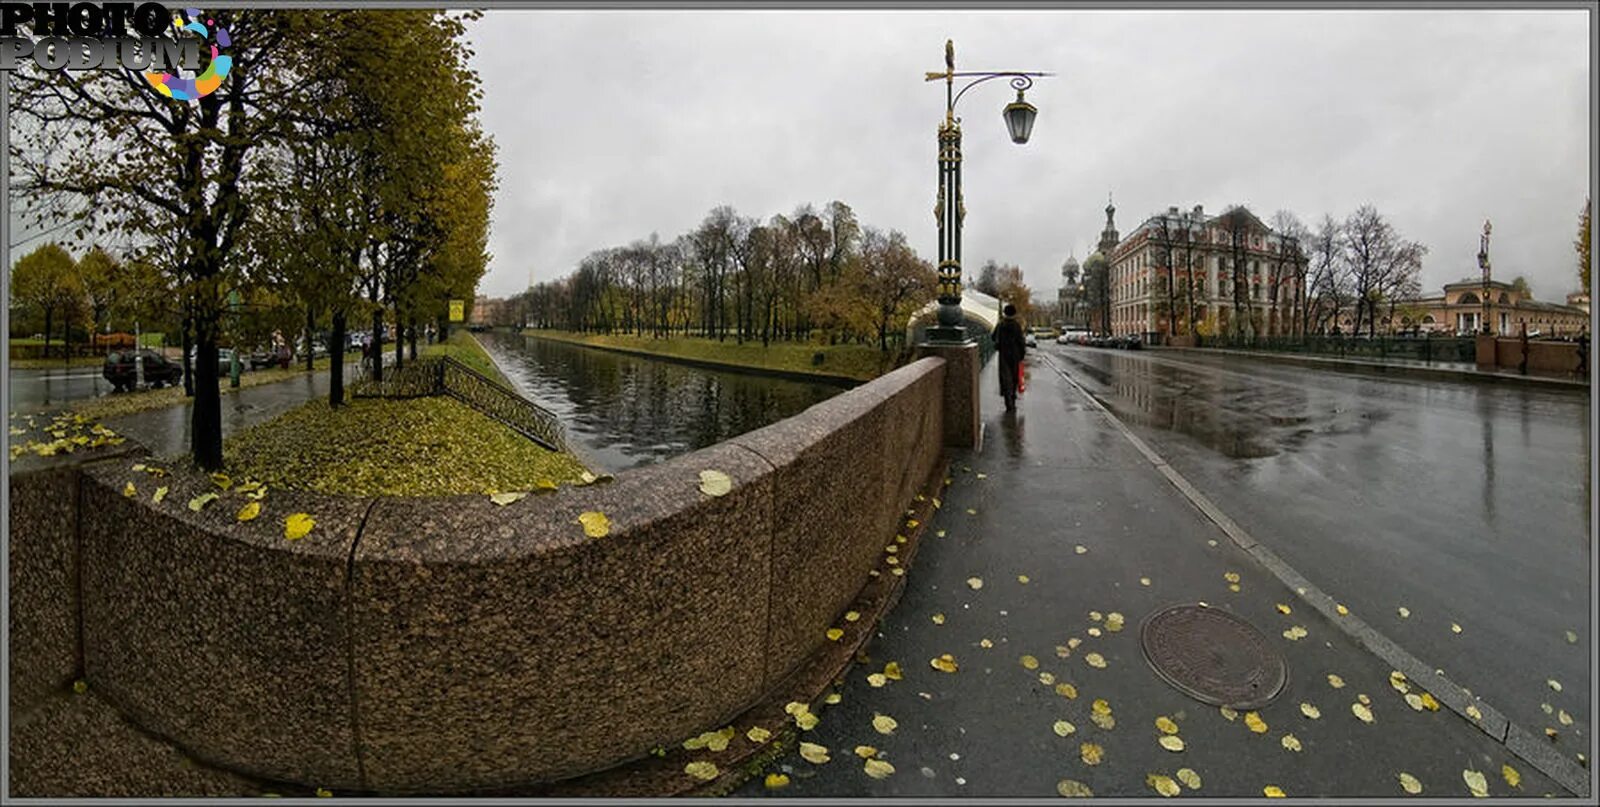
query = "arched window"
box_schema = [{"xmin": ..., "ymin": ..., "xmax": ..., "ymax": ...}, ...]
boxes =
[
  {"xmin": 1422, "ymin": 315, "xmax": 1435, "ymax": 324},
  {"xmin": 1457, "ymin": 292, "xmax": 1480, "ymax": 305},
  {"xmin": 1498, "ymin": 293, "xmax": 1509, "ymax": 304}
]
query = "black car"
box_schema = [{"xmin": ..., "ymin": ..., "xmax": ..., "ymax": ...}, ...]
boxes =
[{"xmin": 103, "ymin": 350, "xmax": 183, "ymax": 392}]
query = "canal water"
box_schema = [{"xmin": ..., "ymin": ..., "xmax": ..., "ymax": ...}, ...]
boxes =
[{"xmin": 477, "ymin": 332, "xmax": 851, "ymax": 472}]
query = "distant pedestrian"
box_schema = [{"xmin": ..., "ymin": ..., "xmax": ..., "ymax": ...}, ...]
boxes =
[
  {"xmin": 992, "ymin": 303, "xmax": 1027, "ymax": 412},
  {"xmin": 1519, "ymin": 322, "xmax": 1530, "ymax": 375},
  {"xmin": 1577, "ymin": 331, "xmax": 1589, "ymax": 378}
]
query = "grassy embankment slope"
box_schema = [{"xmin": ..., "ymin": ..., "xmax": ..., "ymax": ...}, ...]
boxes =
[
  {"xmin": 224, "ymin": 329, "xmax": 589, "ymax": 497},
  {"xmin": 522, "ymin": 329, "xmax": 894, "ymax": 383}
]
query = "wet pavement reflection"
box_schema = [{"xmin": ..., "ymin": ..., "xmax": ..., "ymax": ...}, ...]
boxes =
[{"xmin": 1047, "ymin": 344, "xmax": 1592, "ymax": 756}]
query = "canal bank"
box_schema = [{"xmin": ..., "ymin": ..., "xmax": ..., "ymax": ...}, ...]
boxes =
[{"xmin": 519, "ymin": 329, "xmax": 886, "ymax": 386}]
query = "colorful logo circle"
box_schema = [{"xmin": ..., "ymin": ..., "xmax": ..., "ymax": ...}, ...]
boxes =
[{"xmin": 143, "ymin": 9, "xmax": 231, "ymax": 101}]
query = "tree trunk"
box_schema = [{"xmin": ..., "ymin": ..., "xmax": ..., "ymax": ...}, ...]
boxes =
[
  {"xmin": 43, "ymin": 307, "xmax": 53, "ymax": 360},
  {"xmin": 408, "ymin": 320, "xmax": 418, "ymax": 360},
  {"xmin": 393, "ymin": 310, "xmax": 404, "ymax": 371},
  {"xmin": 181, "ymin": 313, "xmax": 194, "ymax": 396},
  {"xmin": 370, "ymin": 306, "xmax": 384, "ymax": 383},
  {"xmin": 330, "ymin": 309, "xmax": 347, "ymax": 408},
  {"xmin": 190, "ymin": 313, "xmax": 223, "ymax": 470},
  {"xmin": 304, "ymin": 306, "xmax": 316, "ymax": 371}
]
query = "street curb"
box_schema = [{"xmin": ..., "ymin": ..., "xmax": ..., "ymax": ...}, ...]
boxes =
[
  {"xmin": 1037, "ymin": 352, "xmax": 1592, "ymax": 799},
  {"xmin": 1156, "ymin": 346, "xmax": 1591, "ymax": 392}
]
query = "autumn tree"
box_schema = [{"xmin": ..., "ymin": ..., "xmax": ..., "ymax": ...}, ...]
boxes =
[
  {"xmin": 1577, "ymin": 197, "xmax": 1591, "ymax": 296},
  {"xmin": 10, "ymin": 11, "xmax": 331, "ymax": 468},
  {"xmin": 10, "ymin": 243, "xmax": 80, "ymax": 359},
  {"xmin": 858, "ymin": 228, "xmax": 936, "ymax": 351}
]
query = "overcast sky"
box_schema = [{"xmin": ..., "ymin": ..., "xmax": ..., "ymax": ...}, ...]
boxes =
[{"xmin": 464, "ymin": 8, "xmax": 1590, "ymax": 304}]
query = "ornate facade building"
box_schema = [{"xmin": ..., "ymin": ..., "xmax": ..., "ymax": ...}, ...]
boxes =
[
  {"xmin": 1104, "ymin": 204, "xmax": 1305, "ymax": 339},
  {"xmin": 1056, "ymin": 253, "xmax": 1090, "ymax": 329},
  {"xmin": 1389, "ymin": 280, "xmax": 1589, "ymax": 336}
]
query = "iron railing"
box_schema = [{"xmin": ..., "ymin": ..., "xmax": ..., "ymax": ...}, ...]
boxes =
[
  {"xmin": 1191, "ymin": 334, "xmax": 1480, "ymax": 364},
  {"xmin": 350, "ymin": 356, "xmax": 567, "ymax": 452}
]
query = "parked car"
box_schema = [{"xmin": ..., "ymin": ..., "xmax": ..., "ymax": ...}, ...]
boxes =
[
  {"xmin": 188, "ymin": 347, "xmax": 240, "ymax": 373},
  {"xmin": 248, "ymin": 345, "xmax": 292, "ymax": 370},
  {"xmin": 1057, "ymin": 329, "xmax": 1091, "ymax": 345},
  {"xmin": 1025, "ymin": 331, "xmax": 1038, "ymax": 348},
  {"xmin": 104, "ymin": 350, "xmax": 183, "ymax": 392}
]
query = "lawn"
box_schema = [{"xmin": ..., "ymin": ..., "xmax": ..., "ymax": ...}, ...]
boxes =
[
  {"xmin": 224, "ymin": 396, "xmax": 589, "ymax": 497},
  {"xmin": 523, "ymin": 330, "xmax": 895, "ymax": 382},
  {"xmin": 421, "ymin": 330, "xmax": 512, "ymax": 386}
]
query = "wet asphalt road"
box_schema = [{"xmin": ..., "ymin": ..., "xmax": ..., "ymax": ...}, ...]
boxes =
[
  {"xmin": 7, "ymin": 366, "xmax": 121, "ymax": 414},
  {"xmin": 735, "ymin": 347, "xmax": 1573, "ymax": 798},
  {"xmin": 1047, "ymin": 344, "xmax": 1592, "ymax": 761}
]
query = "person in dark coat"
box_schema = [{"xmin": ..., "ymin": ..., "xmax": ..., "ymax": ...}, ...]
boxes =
[{"xmin": 992, "ymin": 303, "xmax": 1027, "ymax": 411}]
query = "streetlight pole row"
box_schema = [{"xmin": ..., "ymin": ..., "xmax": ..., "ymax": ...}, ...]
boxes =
[{"xmin": 923, "ymin": 39, "xmax": 1052, "ymax": 344}]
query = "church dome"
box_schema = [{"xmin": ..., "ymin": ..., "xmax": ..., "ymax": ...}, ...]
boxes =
[
  {"xmin": 1083, "ymin": 251, "xmax": 1109, "ymax": 273},
  {"xmin": 1061, "ymin": 255, "xmax": 1080, "ymax": 277}
]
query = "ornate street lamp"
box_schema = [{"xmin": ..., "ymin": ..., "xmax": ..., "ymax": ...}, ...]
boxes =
[{"xmin": 924, "ymin": 40, "xmax": 1051, "ymax": 343}]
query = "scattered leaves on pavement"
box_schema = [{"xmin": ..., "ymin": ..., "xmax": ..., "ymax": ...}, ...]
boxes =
[
  {"xmin": 189, "ymin": 492, "xmax": 218, "ymax": 512},
  {"xmin": 1463, "ymin": 768, "xmax": 1488, "ymax": 797},
  {"xmin": 284, "ymin": 512, "xmax": 314, "ymax": 540},
  {"xmin": 863, "ymin": 758, "xmax": 895, "ymax": 779},
  {"xmin": 1398, "ymin": 772, "xmax": 1423, "ymax": 794}
]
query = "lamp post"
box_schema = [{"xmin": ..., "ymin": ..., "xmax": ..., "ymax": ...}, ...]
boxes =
[
  {"xmin": 1478, "ymin": 219, "xmax": 1492, "ymax": 335},
  {"xmin": 923, "ymin": 39, "xmax": 1051, "ymax": 343}
]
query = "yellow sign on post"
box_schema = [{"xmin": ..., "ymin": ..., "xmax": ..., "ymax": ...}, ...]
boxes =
[{"xmin": 449, "ymin": 299, "xmax": 465, "ymax": 322}]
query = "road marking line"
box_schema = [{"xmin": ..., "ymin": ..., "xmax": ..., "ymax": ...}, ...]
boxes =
[{"xmin": 1036, "ymin": 352, "xmax": 1590, "ymax": 799}]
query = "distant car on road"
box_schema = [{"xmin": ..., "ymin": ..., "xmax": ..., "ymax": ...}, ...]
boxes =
[
  {"xmin": 1057, "ymin": 329, "xmax": 1091, "ymax": 345},
  {"xmin": 104, "ymin": 350, "xmax": 183, "ymax": 392},
  {"xmin": 1025, "ymin": 331, "xmax": 1038, "ymax": 348}
]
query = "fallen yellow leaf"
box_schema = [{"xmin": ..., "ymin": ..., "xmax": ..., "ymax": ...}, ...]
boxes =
[
  {"xmin": 1352, "ymin": 702, "xmax": 1375, "ymax": 723},
  {"xmin": 122, "ymin": 481, "xmax": 136, "ymax": 498},
  {"xmin": 765, "ymin": 773, "xmax": 790, "ymax": 789},
  {"xmin": 1301, "ymin": 702, "xmax": 1321, "ymax": 719},
  {"xmin": 1398, "ymin": 606, "xmax": 1411, "ymax": 618},
  {"xmin": 854, "ymin": 745, "xmax": 878, "ymax": 759},
  {"xmin": 845, "ymin": 610, "xmax": 861, "ymax": 622},
  {"xmin": 1548, "ymin": 679, "xmax": 1563, "ymax": 692},
  {"xmin": 980, "ymin": 638, "xmax": 993, "ymax": 648},
  {"xmin": 1053, "ymin": 720, "xmax": 1076, "ymax": 737},
  {"xmin": 210, "ymin": 473, "xmax": 232, "ymax": 490},
  {"xmin": 1466, "ymin": 704, "xmax": 1483, "ymax": 722},
  {"xmin": 236, "ymin": 501, "xmax": 261, "ymax": 522},
  {"xmin": 826, "ymin": 628, "xmax": 844, "ymax": 641},
  {"xmin": 1463, "ymin": 768, "xmax": 1488, "ymax": 797},
  {"xmin": 1281, "ymin": 733, "xmax": 1302, "ymax": 752},
  {"xmin": 825, "ymin": 692, "xmax": 841, "ymax": 704},
  {"xmin": 1398, "ymin": 772, "xmax": 1422, "ymax": 794},
  {"xmin": 152, "ymin": 486, "xmax": 168, "ymax": 504},
  {"xmin": 1075, "ymin": 545, "xmax": 1088, "ymax": 554},
  {"xmin": 1328, "ymin": 674, "xmax": 1346, "ymax": 689},
  {"xmin": 284, "ymin": 512, "xmax": 314, "ymax": 540},
  {"xmin": 1420, "ymin": 693, "xmax": 1440, "ymax": 711},
  {"xmin": 930, "ymin": 654, "xmax": 958, "ymax": 673},
  {"xmin": 1105, "ymin": 612, "xmax": 1126, "ymax": 632},
  {"xmin": 1276, "ymin": 603, "xmax": 1292, "ymax": 614},
  {"xmin": 1092, "ymin": 698, "xmax": 1112, "ymax": 715},
  {"xmin": 1020, "ymin": 654, "xmax": 1039, "ymax": 670},
  {"xmin": 1451, "ymin": 623, "xmax": 1463, "ymax": 634},
  {"xmin": 1080, "ymin": 742, "xmax": 1104, "ymax": 765},
  {"xmin": 1501, "ymin": 764, "xmax": 1521, "ymax": 789},
  {"xmin": 884, "ymin": 661, "xmax": 902, "ymax": 680},
  {"xmin": 1176, "ymin": 768, "xmax": 1202, "ymax": 790},
  {"xmin": 1057, "ymin": 779, "xmax": 1094, "ymax": 797},
  {"xmin": 1155, "ymin": 716, "xmax": 1179, "ymax": 734},
  {"xmin": 747, "ymin": 726, "xmax": 771, "ymax": 743},
  {"xmin": 1018, "ymin": 574, "xmax": 1030, "ymax": 584},
  {"xmin": 1090, "ymin": 711, "xmax": 1116, "ymax": 730},
  {"xmin": 1404, "ymin": 693, "xmax": 1425, "ymax": 711},
  {"xmin": 189, "ymin": 492, "xmax": 219, "ymax": 512},
  {"xmin": 578, "ymin": 511, "xmax": 611, "ymax": 538},
  {"xmin": 796, "ymin": 711, "xmax": 819, "ymax": 730},
  {"xmin": 1039, "ymin": 672, "xmax": 1056, "ymax": 685},
  {"xmin": 1148, "ymin": 773, "xmax": 1181, "ymax": 797},
  {"xmin": 872, "ymin": 713, "xmax": 898, "ymax": 735},
  {"xmin": 1055, "ymin": 682, "xmax": 1078, "ymax": 699},
  {"xmin": 1220, "ymin": 706, "xmax": 1238, "ymax": 721},
  {"xmin": 1085, "ymin": 652, "xmax": 1107, "ymax": 669},
  {"xmin": 967, "ymin": 577, "xmax": 983, "ymax": 589},
  {"xmin": 1336, "ymin": 603, "xmax": 1350, "ymax": 615},
  {"xmin": 1140, "ymin": 577, "xmax": 1152, "ymax": 586},
  {"xmin": 784, "ymin": 701, "xmax": 809, "ymax": 716},
  {"xmin": 1159, "ymin": 735, "xmax": 1185, "ymax": 752},
  {"xmin": 867, "ymin": 673, "xmax": 887, "ymax": 688},
  {"xmin": 698, "ymin": 469, "xmax": 733, "ymax": 497},
  {"xmin": 863, "ymin": 758, "xmax": 895, "ymax": 779},
  {"xmin": 1245, "ymin": 711, "xmax": 1268, "ymax": 733},
  {"xmin": 931, "ymin": 613, "xmax": 946, "ymax": 625},
  {"xmin": 1224, "ymin": 571, "xmax": 1241, "ymax": 583},
  {"xmin": 684, "ymin": 761, "xmax": 718, "ymax": 781},
  {"xmin": 1264, "ymin": 785, "xmax": 1287, "ymax": 798},
  {"xmin": 1558, "ymin": 709, "xmax": 1572, "ymax": 725}
]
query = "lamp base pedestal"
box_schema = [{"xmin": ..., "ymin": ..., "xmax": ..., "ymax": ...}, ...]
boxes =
[{"xmin": 914, "ymin": 339, "xmax": 980, "ymax": 451}]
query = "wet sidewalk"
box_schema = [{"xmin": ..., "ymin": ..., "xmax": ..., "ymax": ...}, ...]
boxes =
[
  {"xmin": 101, "ymin": 372, "xmax": 331, "ymax": 460},
  {"xmin": 736, "ymin": 351, "xmax": 1578, "ymax": 798}
]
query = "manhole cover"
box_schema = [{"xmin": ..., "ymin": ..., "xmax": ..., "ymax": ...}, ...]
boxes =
[{"xmin": 1140, "ymin": 604, "xmax": 1287, "ymax": 710}]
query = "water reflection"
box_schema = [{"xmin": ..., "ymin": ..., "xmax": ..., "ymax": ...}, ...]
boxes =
[{"xmin": 479, "ymin": 332, "xmax": 849, "ymax": 472}]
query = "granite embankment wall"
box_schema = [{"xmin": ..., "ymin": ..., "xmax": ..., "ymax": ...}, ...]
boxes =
[{"xmin": 8, "ymin": 357, "xmax": 946, "ymax": 793}]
